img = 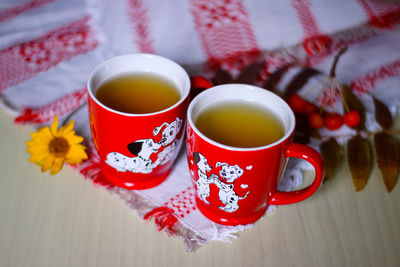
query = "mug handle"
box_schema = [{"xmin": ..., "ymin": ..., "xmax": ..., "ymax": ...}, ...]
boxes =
[
  {"xmin": 189, "ymin": 76, "xmax": 213, "ymax": 102},
  {"xmin": 268, "ymin": 143, "xmax": 324, "ymax": 205}
]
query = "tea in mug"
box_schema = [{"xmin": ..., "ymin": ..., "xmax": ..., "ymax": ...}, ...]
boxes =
[
  {"xmin": 195, "ymin": 101, "xmax": 285, "ymax": 148},
  {"xmin": 95, "ymin": 72, "xmax": 180, "ymax": 114}
]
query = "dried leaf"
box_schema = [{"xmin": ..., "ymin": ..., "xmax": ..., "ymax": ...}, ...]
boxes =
[
  {"xmin": 320, "ymin": 137, "xmax": 342, "ymax": 182},
  {"xmin": 293, "ymin": 113, "xmax": 311, "ymax": 145},
  {"xmin": 342, "ymin": 85, "xmax": 366, "ymax": 130},
  {"xmin": 262, "ymin": 64, "xmax": 292, "ymax": 91},
  {"xmin": 284, "ymin": 68, "xmax": 320, "ymax": 96},
  {"xmin": 235, "ymin": 62, "xmax": 264, "ymax": 84},
  {"xmin": 374, "ymin": 132, "xmax": 399, "ymax": 192},
  {"xmin": 212, "ymin": 68, "xmax": 233, "ymax": 85},
  {"xmin": 310, "ymin": 128, "xmax": 322, "ymax": 140},
  {"xmin": 373, "ymin": 96, "xmax": 392, "ymax": 130},
  {"xmin": 347, "ymin": 135, "xmax": 373, "ymax": 191}
]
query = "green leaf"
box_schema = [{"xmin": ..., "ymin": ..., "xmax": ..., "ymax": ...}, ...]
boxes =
[
  {"xmin": 346, "ymin": 135, "xmax": 373, "ymax": 191},
  {"xmin": 374, "ymin": 132, "xmax": 399, "ymax": 192},
  {"xmin": 373, "ymin": 96, "xmax": 392, "ymax": 130},
  {"xmin": 342, "ymin": 85, "xmax": 366, "ymax": 131},
  {"xmin": 320, "ymin": 137, "xmax": 342, "ymax": 182}
]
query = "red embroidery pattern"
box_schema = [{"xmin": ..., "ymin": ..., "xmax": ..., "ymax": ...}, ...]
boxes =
[
  {"xmin": 291, "ymin": 0, "xmax": 332, "ymax": 56},
  {"xmin": 262, "ymin": 53, "xmax": 296, "ymax": 79},
  {"xmin": 260, "ymin": 29, "xmax": 370, "ymax": 77},
  {"xmin": 0, "ymin": 0, "xmax": 54, "ymax": 24},
  {"xmin": 357, "ymin": 0, "xmax": 400, "ymax": 29},
  {"xmin": 163, "ymin": 186, "xmax": 198, "ymax": 218},
  {"xmin": 143, "ymin": 207, "xmax": 178, "ymax": 234},
  {"xmin": 350, "ymin": 59, "xmax": 400, "ymax": 94},
  {"xmin": 126, "ymin": 0, "xmax": 155, "ymax": 53},
  {"xmin": 189, "ymin": 0, "xmax": 260, "ymax": 70},
  {"xmin": 14, "ymin": 87, "xmax": 87, "ymax": 124},
  {"xmin": 0, "ymin": 16, "xmax": 98, "ymax": 92},
  {"xmin": 305, "ymin": 29, "xmax": 376, "ymax": 67}
]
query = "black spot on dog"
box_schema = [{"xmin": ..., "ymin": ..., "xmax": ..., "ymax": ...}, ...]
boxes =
[
  {"xmin": 127, "ymin": 141, "xmax": 144, "ymax": 156},
  {"xmin": 193, "ymin": 152, "xmax": 201, "ymax": 164}
]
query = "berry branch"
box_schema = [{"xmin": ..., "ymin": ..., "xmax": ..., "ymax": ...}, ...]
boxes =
[
  {"xmin": 289, "ymin": 46, "xmax": 360, "ymax": 131},
  {"xmin": 329, "ymin": 47, "xmax": 348, "ymax": 79},
  {"xmin": 209, "ymin": 47, "xmax": 398, "ymax": 192}
]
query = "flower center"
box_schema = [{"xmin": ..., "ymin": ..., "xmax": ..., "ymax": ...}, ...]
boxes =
[{"xmin": 49, "ymin": 137, "xmax": 70, "ymax": 157}]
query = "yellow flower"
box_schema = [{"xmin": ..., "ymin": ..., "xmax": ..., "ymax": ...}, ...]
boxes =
[{"xmin": 26, "ymin": 116, "xmax": 88, "ymax": 174}]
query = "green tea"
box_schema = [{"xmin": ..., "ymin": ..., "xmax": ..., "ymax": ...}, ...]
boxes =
[
  {"xmin": 96, "ymin": 72, "xmax": 180, "ymax": 114},
  {"xmin": 195, "ymin": 101, "xmax": 284, "ymax": 148}
]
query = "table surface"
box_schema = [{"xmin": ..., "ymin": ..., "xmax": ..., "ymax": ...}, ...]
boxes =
[{"xmin": 0, "ymin": 109, "xmax": 399, "ymax": 267}]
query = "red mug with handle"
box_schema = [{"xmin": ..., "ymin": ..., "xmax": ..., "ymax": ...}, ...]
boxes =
[
  {"xmin": 186, "ymin": 84, "xmax": 324, "ymax": 225},
  {"xmin": 87, "ymin": 54, "xmax": 211, "ymax": 190}
]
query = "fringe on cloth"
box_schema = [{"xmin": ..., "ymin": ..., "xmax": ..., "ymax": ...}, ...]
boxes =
[{"xmin": 111, "ymin": 186, "xmax": 253, "ymax": 252}]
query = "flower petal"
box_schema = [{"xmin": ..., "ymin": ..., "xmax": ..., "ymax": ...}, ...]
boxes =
[
  {"xmin": 30, "ymin": 128, "xmax": 52, "ymax": 144},
  {"xmin": 65, "ymin": 154, "xmax": 82, "ymax": 164},
  {"xmin": 38, "ymin": 127, "xmax": 53, "ymax": 138},
  {"xmin": 27, "ymin": 144, "xmax": 49, "ymax": 155},
  {"xmin": 50, "ymin": 116, "xmax": 59, "ymax": 136},
  {"xmin": 67, "ymin": 134, "xmax": 84, "ymax": 145},
  {"xmin": 50, "ymin": 158, "xmax": 64, "ymax": 175},
  {"xmin": 29, "ymin": 150, "xmax": 48, "ymax": 163},
  {"xmin": 63, "ymin": 130, "xmax": 76, "ymax": 140},
  {"xmin": 66, "ymin": 144, "xmax": 88, "ymax": 164},
  {"xmin": 41, "ymin": 154, "xmax": 55, "ymax": 172},
  {"xmin": 26, "ymin": 140, "xmax": 37, "ymax": 147},
  {"xmin": 59, "ymin": 120, "xmax": 75, "ymax": 135}
]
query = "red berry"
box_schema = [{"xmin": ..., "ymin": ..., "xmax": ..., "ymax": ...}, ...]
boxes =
[
  {"xmin": 343, "ymin": 110, "xmax": 361, "ymax": 127},
  {"xmin": 190, "ymin": 76, "xmax": 213, "ymax": 100},
  {"xmin": 288, "ymin": 94, "xmax": 306, "ymax": 113},
  {"xmin": 324, "ymin": 113, "xmax": 343, "ymax": 130},
  {"xmin": 190, "ymin": 76, "xmax": 213, "ymax": 90},
  {"xmin": 309, "ymin": 112, "xmax": 324, "ymax": 129},
  {"xmin": 303, "ymin": 102, "xmax": 317, "ymax": 115}
]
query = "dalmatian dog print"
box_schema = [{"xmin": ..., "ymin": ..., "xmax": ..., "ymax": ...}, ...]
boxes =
[
  {"xmin": 106, "ymin": 138, "xmax": 161, "ymax": 174},
  {"xmin": 193, "ymin": 152, "xmax": 218, "ymax": 204},
  {"xmin": 153, "ymin": 117, "xmax": 182, "ymax": 146},
  {"xmin": 193, "ymin": 153, "xmax": 250, "ymax": 212},
  {"xmin": 216, "ymin": 162, "xmax": 244, "ymax": 183},
  {"xmin": 213, "ymin": 178, "xmax": 250, "ymax": 212},
  {"xmin": 106, "ymin": 118, "xmax": 182, "ymax": 174}
]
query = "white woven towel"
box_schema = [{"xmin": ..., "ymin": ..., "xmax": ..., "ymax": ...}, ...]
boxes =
[{"xmin": 1, "ymin": 0, "xmax": 400, "ymax": 251}]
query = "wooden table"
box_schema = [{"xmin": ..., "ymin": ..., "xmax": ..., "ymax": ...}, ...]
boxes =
[{"xmin": 1, "ymin": 109, "xmax": 399, "ymax": 267}]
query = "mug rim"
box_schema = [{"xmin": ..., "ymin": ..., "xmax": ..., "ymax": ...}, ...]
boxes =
[
  {"xmin": 187, "ymin": 84, "xmax": 296, "ymax": 152},
  {"xmin": 87, "ymin": 53, "xmax": 191, "ymax": 117}
]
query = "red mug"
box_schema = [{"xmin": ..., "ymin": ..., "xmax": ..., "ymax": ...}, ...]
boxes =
[
  {"xmin": 186, "ymin": 84, "xmax": 324, "ymax": 225},
  {"xmin": 88, "ymin": 54, "xmax": 198, "ymax": 190}
]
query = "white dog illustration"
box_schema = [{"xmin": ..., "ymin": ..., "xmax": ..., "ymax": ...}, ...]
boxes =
[
  {"xmin": 155, "ymin": 136, "xmax": 183, "ymax": 166},
  {"xmin": 126, "ymin": 138, "xmax": 162, "ymax": 173},
  {"xmin": 106, "ymin": 152, "xmax": 131, "ymax": 172},
  {"xmin": 153, "ymin": 118, "xmax": 183, "ymax": 147},
  {"xmin": 106, "ymin": 138, "xmax": 161, "ymax": 174},
  {"xmin": 106, "ymin": 118, "xmax": 183, "ymax": 174},
  {"xmin": 214, "ymin": 178, "xmax": 250, "ymax": 213},
  {"xmin": 193, "ymin": 152, "xmax": 218, "ymax": 204},
  {"xmin": 216, "ymin": 162, "xmax": 244, "ymax": 183}
]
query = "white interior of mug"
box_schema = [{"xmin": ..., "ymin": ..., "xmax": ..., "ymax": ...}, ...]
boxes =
[
  {"xmin": 188, "ymin": 84, "xmax": 296, "ymax": 151},
  {"xmin": 87, "ymin": 53, "xmax": 191, "ymax": 116}
]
